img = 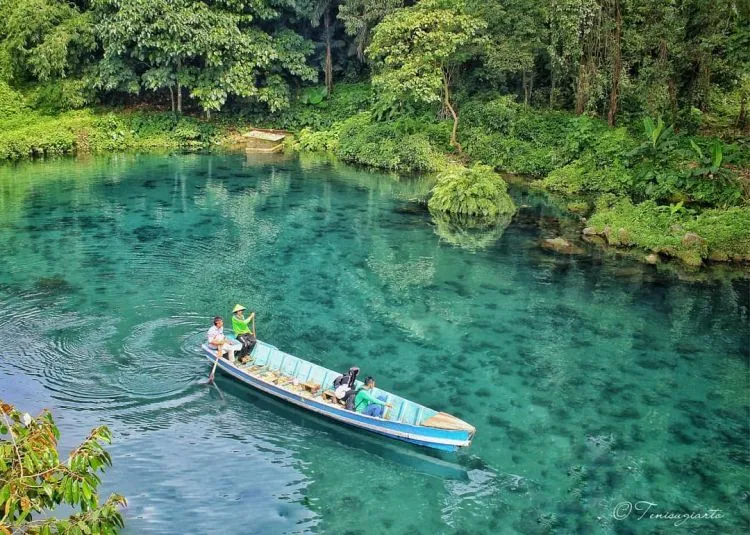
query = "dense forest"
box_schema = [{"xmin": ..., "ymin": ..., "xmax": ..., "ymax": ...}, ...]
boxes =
[
  {"xmin": 1, "ymin": 0, "xmax": 747, "ymax": 126},
  {"xmin": 0, "ymin": 0, "xmax": 749, "ymax": 266}
]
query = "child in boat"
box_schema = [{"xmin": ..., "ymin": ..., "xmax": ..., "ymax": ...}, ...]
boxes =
[{"xmin": 333, "ymin": 366, "xmax": 360, "ymax": 402}]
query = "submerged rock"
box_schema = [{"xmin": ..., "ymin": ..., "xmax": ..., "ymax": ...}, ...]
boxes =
[
  {"xmin": 35, "ymin": 276, "xmax": 74, "ymax": 295},
  {"xmin": 540, "ymin": 237, "xmax": 584, "ymax": 255}
]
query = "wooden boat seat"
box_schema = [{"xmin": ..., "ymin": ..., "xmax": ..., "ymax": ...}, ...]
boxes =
[
  {"xmin": 421, "ymin": 412, "xmax": 476, "ymax": 432},
  {"xmin": 301, "ymin": 381, "xmax": 320, "ymax": 394},
  {"xmin": 321, "ymin": 390, "xmax": 348, "ymax": 407}
]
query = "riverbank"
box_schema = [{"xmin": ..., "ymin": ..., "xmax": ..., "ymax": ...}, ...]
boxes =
[{"xmin": 1, "ymin": 82, "xmax": 748, "ymax": 270}]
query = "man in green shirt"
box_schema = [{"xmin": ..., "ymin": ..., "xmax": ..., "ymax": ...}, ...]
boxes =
[
  {"xmin": 354, "ymin": 376, "xmax": 392, "ymax": 418},
  {"xmin": 231, "ymin": 304, "xmax": 256, "ymax": 364}
]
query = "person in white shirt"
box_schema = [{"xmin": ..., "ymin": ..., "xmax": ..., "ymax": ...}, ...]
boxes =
[{"xmin": 207, "ymin": 316, "xmax": 236, "ymax": 363}]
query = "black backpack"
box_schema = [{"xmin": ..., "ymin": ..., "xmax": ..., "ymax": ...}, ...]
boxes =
[{"xmin": 343, "ymin": 388, "xmax": 359, "ymax": 411}]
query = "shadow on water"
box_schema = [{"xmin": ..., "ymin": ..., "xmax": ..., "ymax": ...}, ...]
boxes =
[{"xmin": 211, "ymin": 371, "xmax": 472, "ymax": 482}]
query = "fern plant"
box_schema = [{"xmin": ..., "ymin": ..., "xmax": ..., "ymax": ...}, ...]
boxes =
[{"xmin": 428, "ymin": 164, "xmax": 516, "ymax": 225}]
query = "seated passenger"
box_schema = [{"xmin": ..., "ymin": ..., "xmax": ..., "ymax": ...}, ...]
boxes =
[
  {"xmin": 332, "ymin": 366, "xmax": 360, "ymax": 402},
  {"xmin": 207, "ymin": 316, "xmax": 236, "ymax": 363},
  {"xmin": 354, "ymin": 376, "xmax": 392, "ymax": 418}
]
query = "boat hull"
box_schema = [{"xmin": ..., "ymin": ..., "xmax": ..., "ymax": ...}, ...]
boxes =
[{"xmin": 201, "ymin": 344, "xmax": 473, "ymax": 452}]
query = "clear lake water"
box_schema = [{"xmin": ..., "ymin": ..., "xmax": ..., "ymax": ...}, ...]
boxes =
[{"xmin": 0, "ymin": 153, "xmax": 748, "ymax": 534}]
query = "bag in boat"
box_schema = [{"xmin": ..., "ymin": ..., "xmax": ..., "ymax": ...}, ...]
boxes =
[
  {"xmin": 343, "ymin": 388, "xmax": 359, "ymax": 411},
  {"xmin": 334, "ymin": 384, "xmax": 350, "ymax": 399}
]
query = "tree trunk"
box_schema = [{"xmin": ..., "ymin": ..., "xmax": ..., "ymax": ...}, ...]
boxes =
[
  {"xmin": 697, "ymin": 54, "xmax": 711, "ymax": 112},
  {"xmin": 738, "ymin": 92, "xmax": 747, "ymax": 131},
  {"xmin": 168, "ymin": 86, "xmax": 175, "ymax": 114},
  {"xmin": 443, "ymin": 73, "xmax": 461, "ymax": 152},
  {"xmin": 529, "ymin": 71, "xmax": 534, "ymax": 106},
  {"xmin": 176, "ymin": 59, "xmax": 183, "ymax": 114},
  {"xmin": 549, "ymin": 72, "xmax": 556, "ymax": 108},
  {"xmin": 575, "ymin": 57, "xmax": 588, "ymax": 115},
  {"xmin": 607, "ymin": 0, "xmax": 622, "ymax": 126},
  {"xmin": 522, "ymin": 71, "xmax": 531, "ymax": 106},
  {"xmin": 668, "ymin": 78, "xmax": 678, "ymax": 125},
  {"xmin": 324, "ymin": 10, "xmax": 333, "ymax": 94}
]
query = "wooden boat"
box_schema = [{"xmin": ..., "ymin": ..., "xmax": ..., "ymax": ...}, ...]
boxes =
[{"xmin": 201, "ymin": 339, "xmax": 476, "ymax": 452}]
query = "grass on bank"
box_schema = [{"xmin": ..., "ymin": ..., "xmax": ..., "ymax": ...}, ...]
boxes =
[{"xmin": 0, "ymin": 82, "xmax": 224, "ymax": 159}]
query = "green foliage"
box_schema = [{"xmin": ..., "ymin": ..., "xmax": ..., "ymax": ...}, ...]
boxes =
[
  {"xmin": 459, "ymin": 97, "xmax": 744, "ymax": 209},
  {"xmin": 630, "ymin": 117, "xmax": 678, "ymax": 166},
  {"xmin": 368, "ymin": 0, "xmax": 486, "ymax": 105},
  {"xmin": 0, "ymin": 105, "xmax": 225, "ymax": 161},
  {"xmin": 334, "ymin": 113, "xmax": 445, "ymax": 172},
  {"xmin": 338, "ymin": 0, "xmax": 404, "ymax": 58},
  {"xmin": 0, "ymin": 0, "xmax": 96, "ymax": 82},
  {"xmin": 625, "ymin": 118, "xmax": 744, "ymax": 206},
  {"xmin": 94, "ymin": 0, "xmax": 316, "ymax": 113},
  {"xmin": 293, "ymin": 126, "xmax": 341, "ymax": 152},
  {"xmin": 368, "ymin": 0, "xmax": 486, "ymax": 148},
  {"xmin": 0, "ymin": 112, "xmax": 84, "ymax": 160},
  {"xmin": 0, "ymin": 401, "xmax": 126, "ymax": 534},
  {"xmin": 588, "ymin": 196, "xmax": 750, "ymax": 265},
  {"xmin": 300, "ymin": 86, "xmax": 329, "ymax": 106},
  {"xmin": 28, "ymin": 79, "xmax": 93, "ymax": 113},
  {"xmin": 0, "ymin": 82, "xmax": 27, "ymax": 116},
  {"xmin": 461, "ymin": 97, "xmax": 636, "ymax": 177},
  {"xmin": 540, "ymin": 157, "xmax": 633, "ymax": 196},
  {"xmin": 428, "ymin": 163, "xmax": 516, "ymax": 222},
  {"xmin": 254, "ymin": 83, "xmax": 374, "ymax": 131}
]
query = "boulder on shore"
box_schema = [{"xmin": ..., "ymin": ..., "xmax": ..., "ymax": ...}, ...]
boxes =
[{"xmin": 681, "ymin": 232, "xmax": 705, "ymax": 248}]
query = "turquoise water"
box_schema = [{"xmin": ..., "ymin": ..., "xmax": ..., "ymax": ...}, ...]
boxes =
[{"xmin": 0, "ymin": 153, "xmax": 747, "ymax": 534}]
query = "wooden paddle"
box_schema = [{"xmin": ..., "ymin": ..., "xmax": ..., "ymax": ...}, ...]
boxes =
[{"xmin": 208, "ymin": 341, "xmax": 225, "ymax": 384}]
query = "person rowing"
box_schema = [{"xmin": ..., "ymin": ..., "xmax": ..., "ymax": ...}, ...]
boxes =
[
  {"xmin": 231, "ymin": 304, "xmax": 256, "ymax": 364},
  {"xmin": 207, "ymin": 316, "xmax": 237, "ymax": 363}
]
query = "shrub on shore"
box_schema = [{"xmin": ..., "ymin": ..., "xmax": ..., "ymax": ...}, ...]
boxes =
[
  {"xmin": 292, "ymin": 112, "xmax": 446, "ymax": 173},
  {"xmin": 587, "ymin": 196, "xmax": 750, "ymax": 265},
  {"xmin": 428, "ymin": 164, "xmax": 516, "ymax": 222}
]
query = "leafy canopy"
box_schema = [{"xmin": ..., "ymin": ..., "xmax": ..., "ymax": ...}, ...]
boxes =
[
  {"xmin": 94, "ymin": 0, "xmax": 317, "ymax": 112},
  {"xmin": 0, "ymin": 0, "xmax": 95, "ymax": 82},
  {"xmin": 367, "ymin": 0, "xmax": 486, "ymax": 105},
  {"xmin": 0, "ymin": 401, "xmax": 126, "ymax": 535}
]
